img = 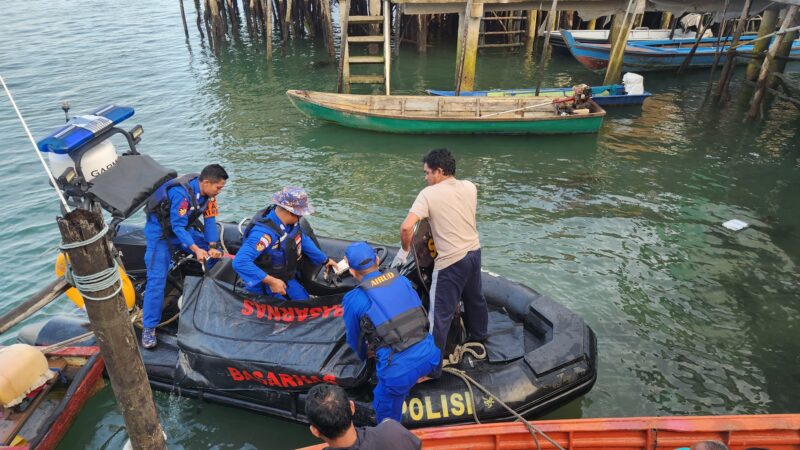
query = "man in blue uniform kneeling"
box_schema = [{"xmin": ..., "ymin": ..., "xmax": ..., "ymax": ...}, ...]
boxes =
[
  {"xmin": 143, "ymin": 164, "xmax": 228, "ymax": 349},
  {"xmin": 342, "ymin": 242, "xmax": 441, "ymax": 424},
  {"xmin": 233, "ymin": 187, "xmax": 337, "ymax": 299}
]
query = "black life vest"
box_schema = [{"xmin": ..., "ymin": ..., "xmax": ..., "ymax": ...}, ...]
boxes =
[
  {"xmin": 145, "ymin": 173, "xmax": 208, "ymax": 235},
  {"xmin": 359, "ymin": 269, "xmax": 430, "ymax": 354},
  {"xmin": 243, "ymin": 205, "xmax": 303, "ymax": 281}
]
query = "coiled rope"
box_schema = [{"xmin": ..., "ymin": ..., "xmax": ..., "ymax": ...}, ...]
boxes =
[
  {"xmin": 59, "ymin": 223, "xmax": 123, "ymax": 302},
  {"xmin": 440, "ymin": 343, "xmax": 565, "ymax": 450}
]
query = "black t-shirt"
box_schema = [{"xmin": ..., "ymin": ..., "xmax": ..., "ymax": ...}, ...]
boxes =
[{"xmin": 325, "ymin": 420, "xmax": 421, "ymax": 450}]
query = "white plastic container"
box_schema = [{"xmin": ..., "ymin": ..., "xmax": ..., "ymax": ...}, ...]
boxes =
[
  {"xmin": 622, "ymin": 72, "xmax": 645, "ymax": 95},
  {"xmin": 48, "ymin": 139, "xmax": 119, "ymax": 181}
]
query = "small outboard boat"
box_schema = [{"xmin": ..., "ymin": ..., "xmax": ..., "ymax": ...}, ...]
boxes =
[{"xmin": 18, "ymin": 105, "xmax": 597, "ymax": 428}]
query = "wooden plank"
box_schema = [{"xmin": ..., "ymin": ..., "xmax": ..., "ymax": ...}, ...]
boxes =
[
  {"xmin": 350, "ymin": 75, "xmax": 386, "ymax": 84},
  {"xmin": 348, "ymin": 35, "xmax": 385, "ymax": 43},
  {"xmin": 480, "ymin": 30, "xmax": 525, "ymax": 35},
  {"xmin": 348, "ymin": 15, "xmax": 384, "ymax": 24},
  {"xmin": 482, "ymin": 15, "xmax": 524, "ymax": 20},
  {"xmin": 349, "ymin": 55, "xmax": 385, "ymax": 64},
  {"xmin": 478, "ymin": 42, "xmax": 525, "ymax": 48}
]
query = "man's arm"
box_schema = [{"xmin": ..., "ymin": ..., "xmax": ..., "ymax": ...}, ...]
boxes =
[
  {"xmin": 343, "ymin": 294, "xmax": 369, "ymax": 361},
  {"xmin": 399, "ymin": 212, "xmax": 420, "ymax": 252},
  {"xmin": 232, "ymin": 232, "xmax": 271, "ymax": 290},
  {"xmin": 168, "ymin": 189, "xmax": 201, "ymax": 253},
  {"xmin": 203, "ymin": 197, "xmax": 220, "ymax": 250},
  {"xmin": 300, "ymin": 233, "xmax": 330, "ymax": 266}
]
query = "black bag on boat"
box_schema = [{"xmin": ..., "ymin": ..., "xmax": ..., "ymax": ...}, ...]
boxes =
[{"xmin": 174, "ymin": 276, "xmax": 369, "ymax": 392}]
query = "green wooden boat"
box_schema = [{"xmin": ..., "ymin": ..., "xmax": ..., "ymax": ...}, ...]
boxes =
[{"xmin": 286, "ymin": 90, "xmax": 606, "ymax": 135}]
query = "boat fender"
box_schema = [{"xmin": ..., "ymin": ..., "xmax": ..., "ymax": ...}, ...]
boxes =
[{"xmin": 54, "ymin": 252, "xmax": 136, "ymax": 310}]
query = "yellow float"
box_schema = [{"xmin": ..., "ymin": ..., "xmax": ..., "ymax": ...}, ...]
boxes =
[{"xmin": 55, "ymin": 252, "xmax": 136, "ymax": 310}]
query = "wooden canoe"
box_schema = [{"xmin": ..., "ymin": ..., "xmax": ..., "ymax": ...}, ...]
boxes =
[
  {"xmin": 426, "ymin": 84, "xmax": 652, "ymax": 107},
  {"xmin": 0, "ymin": 347, "xmax": 104, "ymax": 450},
  {"xmin": 286, "ymin": 90, "xmax": 606, "ymax": 135},
  {"xmin": 299, "ymin": 414, "xmax": 800, "ymax": 450}
]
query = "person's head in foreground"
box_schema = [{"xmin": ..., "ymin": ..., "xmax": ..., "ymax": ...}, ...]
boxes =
[{"xmin": 306, "ymin": 384, "xmax": 355, "ymax": 445}]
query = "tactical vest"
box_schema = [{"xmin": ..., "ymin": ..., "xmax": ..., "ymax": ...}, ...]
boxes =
[
  {"xmin": 243, "ymin": 205, "xmax": 302, "ymax": 281},
  {"xmin": 145, "ymin": 173, "xmax": 208, "ymax": 236},
  {"xmin": 359, "ymin": 269, "xmax": 430, "ymax": 354}
]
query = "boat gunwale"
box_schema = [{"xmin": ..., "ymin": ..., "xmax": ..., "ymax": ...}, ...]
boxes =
[{"xmin": 286, "ymin": 90, "xmax": 607, "ymax": 123}]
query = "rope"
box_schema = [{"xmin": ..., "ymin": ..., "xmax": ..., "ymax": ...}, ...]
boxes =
[
  {"xmin": 441, "ymin": 341, "xmax": 487, "ymax": 368},
  {"xmin": 442, "ymin": 366, "xmax": 565, "ymax": 450},
  {"xmin": 479, "ymin": 96, "xmax": 574, "ymax": 119},
  {"xmin": 60, "ymin": 223, "xmax": 122, "ymax": 301},
  {"xmin": 0, "ymin": 74, "xmax": 71, "ymax": 212},
  {"xmin": 59, "ymin": 223, "xmax": 109, "ymax": 249}
]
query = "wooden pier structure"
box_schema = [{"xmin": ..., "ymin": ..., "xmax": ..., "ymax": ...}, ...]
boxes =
[{"xmin": 180, "ymin": 0, "xmax": 800, "ymax": 117}]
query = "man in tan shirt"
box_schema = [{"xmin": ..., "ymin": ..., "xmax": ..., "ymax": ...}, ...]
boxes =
[{"xmin": 397, "ymin": 148, "xmax": 488, "ymax": 378}]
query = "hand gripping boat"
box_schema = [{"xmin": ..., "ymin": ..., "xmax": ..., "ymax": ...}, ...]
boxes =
[{"xmin": 18, "ymin": 105, "xmax": 597, "ymax": 428}]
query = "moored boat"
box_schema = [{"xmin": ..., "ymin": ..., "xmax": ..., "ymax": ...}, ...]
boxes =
[
  {"xmin": 286, "ymin": 90, "xmax": 606, "ymax": 134},
  {"xmin": 560, "ymin": 29, "xmax": 799, "ymax": 72},
  {"xmin": 546, "ymin": 28, "xmax": 700, "ymax": 54},
  {"xmin": 300, "ymin": 414, "xmax": 800, "ymax": 449},
  {"xmin": 0, "ymin": 346, "xmax": 104, "ymax": 450},
  {"xmin": 15, "ymin": 105, "xmax": 599, "ymax": 429},
  {"xmin": 426, "ymin": 84, "xmax": 651, "ymax": 107}
]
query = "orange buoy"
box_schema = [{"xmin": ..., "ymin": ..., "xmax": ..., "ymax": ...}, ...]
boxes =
[{"xmin": 55, "ymin": 252, "xmax": 136, "ymax": 310}]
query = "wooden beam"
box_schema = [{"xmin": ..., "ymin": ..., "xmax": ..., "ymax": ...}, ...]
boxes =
[
  {"xmin": 455, "ymin": 0, "xmax": 483, "ymax": 93},
  {"xmin": 660, "ymin": 12, "xmax": 672, "ymax": 29},
  {"xmin": 746, "ymin": 7, "xmax": 779, "ymax": 81},
  {"xmin": 525, "ymin": 9, "xmax": 538, "ymax": 54},
  {"xmin": 714, "ymin": 0, "xmax": 752, "ymax": 101},
  {"xmin": 748, "ymin": 5, "xmax": 798, "ymax": 119},
  {"xmin": 603, "ymin": 5, "xmax": 634, "ymax": 86},
  {"xmin": 0, "ymin": 277, "xmax": 68, "ymax": 335}
]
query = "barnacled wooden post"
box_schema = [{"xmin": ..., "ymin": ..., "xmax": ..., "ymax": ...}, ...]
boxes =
[
  {"xmin": 57, "ymin": 208, "xmax": 166, "ymax": 450},
  {"xmin": 748, "ymin": 5, "xmax": 798, "ymax": 119},
  {"xmin": 714, "ymin": 0, "xmax": 752, "ymax": 102}
]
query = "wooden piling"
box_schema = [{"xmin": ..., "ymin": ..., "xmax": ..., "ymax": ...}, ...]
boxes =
[
  {"xmin": 0, "ymin": 277, "xmax": 68, "ymax": 335},
  {"xmin": 525, "ymin": 10, "xmax": 538, "ymax": 55},
  {"xmin": 660, "ymin": 12, "xmax": 672, "ymax": 30},
  {"xmin": 262, "ymin": 0, "xmax": 273, "ymax": 59},
  {"xmin": 207, "ymin": 0, "xmax": 226, "ymax": 42},
  {"xmin": 193, "ymin": 0, "xmax": 206, "ymax": 43},
  {"xmin": 714, "ymin": 0, "xmax": 752, "ymax": 101},
  {"xmin": 56, "ymin": 209, "xmax": 166, "ymax": 450},
  {"xmin": 586, "ymin": 18, "xmax": 596, "ymax": 30},
  {"xmin": 745, "ymin": 7, "xmax": 779, "ymax": 81},
  {"xmin": 454, "ymin": 0, "xmax": 479, "ymax": 94},
  {"xmin": 768, "ymin": 27, "xmax": 799, "ymax": 88},
  {"xmin": 748, "ymin": 5, "xmax": 799, "ymax": 119},
  {"xmin": 603, "ymin": 7, "xmax": 634, "ymax": 86},
  {"xmin": 179, "ymin": 0, "xmax": 191, "ymax": 40},
  {"xmin": 317, "ymin": 0, "xmax": 334, "ymax": 60},
  {"xmin": 676, "ymin": 15, "xmax": 711, "ymax": 76},
  {"xmin": 534, "ymin": 1, "xmax": 558, "ymax": 95},
  {"xmin": 417, "ymin": 15, "xmax": 430, "ymax": 54}
]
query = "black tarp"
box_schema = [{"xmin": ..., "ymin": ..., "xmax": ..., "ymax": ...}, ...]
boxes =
[{"xmin": 174, "ymin": 276, "xmax": 369, "ymax": 393}]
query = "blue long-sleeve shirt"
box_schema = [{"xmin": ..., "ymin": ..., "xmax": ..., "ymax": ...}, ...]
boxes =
[
  {"xmin": 144, "ymin": 177, "xmax": 218, "ymax": 249},
  {"xmin": 342, "ymin": 271, "xmax": 441, "ymax": 379},
  {"xmin": 232, "ymin": 208, "xmax": 328, "ymax": 290}
]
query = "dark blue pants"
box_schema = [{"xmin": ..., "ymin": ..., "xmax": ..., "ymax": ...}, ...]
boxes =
[{"xmin": 428, "ymin": 249, "xmax": 488, "ymax": 377}]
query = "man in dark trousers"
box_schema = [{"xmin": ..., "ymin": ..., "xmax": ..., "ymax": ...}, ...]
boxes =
[
  {"xmin": 396, "ymin": 148, "xmax": 488, "ymax": 378},
  {"xmin": 142, "ymin": 164, "xmax": 228, "ymax": 348},
  {"xmin": 341, "ymin": 242, "xmax": 440, "ymax": 424},
  {"xmin": 306, "ymin": 384, "xmax": 421, "ymax": 450}
]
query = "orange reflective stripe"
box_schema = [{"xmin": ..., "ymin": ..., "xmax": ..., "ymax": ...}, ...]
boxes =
[{"xmin": 204, "ymin": 198, "xmax": 219, "ymax": 218}]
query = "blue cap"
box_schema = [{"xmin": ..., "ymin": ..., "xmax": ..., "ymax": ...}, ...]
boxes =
[{"xmin": 345, "ymin": 242, "xmax": 377, "ymax": 271}]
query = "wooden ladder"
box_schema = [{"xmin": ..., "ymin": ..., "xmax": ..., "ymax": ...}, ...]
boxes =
[
  {"xmin": 478, "ymin": 11, "xmax": 526, "ymax": 49},
  {"xmin": 337, "ymin": 0, "xmax": 392, "ymax": 94}
]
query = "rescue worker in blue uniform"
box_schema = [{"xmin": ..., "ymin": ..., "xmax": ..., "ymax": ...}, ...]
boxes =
[
  {"xmin": 341, "ymin": 242, "xmax": 441, "ymax": 424},
  {"xmin": 142, "ymin": 164, "xmax": 229, "ymax": 349},
  {"xmin": 233, "ymin": 187, "xmax": 337, "ymax": 299}
]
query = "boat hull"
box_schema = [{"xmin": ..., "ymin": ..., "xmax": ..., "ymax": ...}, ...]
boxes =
[
  {"xmin": 0, "ymin": 347, "xmax": 104, "ymax": 450},
  {"xmin": 301, "ymin": 414, "xmax": 800, "ymax": 449},
  {"xmin": 561, "ymin": 30, "xmax": 799, "ymax": 72},
  {"xmin": 287, "ymin": 90, "xmax": 605, "ymax": 135},
  {"xmin": 18, "ymin": 222, "xmax": 598, "ymax": 429},
  {"xmin": 426, "ymin": 85, "xmax": 652, "ymax": 107}
]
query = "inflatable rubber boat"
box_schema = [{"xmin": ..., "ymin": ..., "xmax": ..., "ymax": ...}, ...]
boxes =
[{"xmin": 18, "ymin": 105, "xmax": 597, "ymax": 428}]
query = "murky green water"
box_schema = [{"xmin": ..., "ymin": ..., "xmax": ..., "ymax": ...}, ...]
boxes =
[{"xmin": 1, "ymin": 1, "xmax": 799, "ymax": 448}]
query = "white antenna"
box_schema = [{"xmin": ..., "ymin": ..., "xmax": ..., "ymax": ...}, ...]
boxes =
[{"xmin": 0, "ymin": 75, "xmax": 71, "ymax": 212}]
